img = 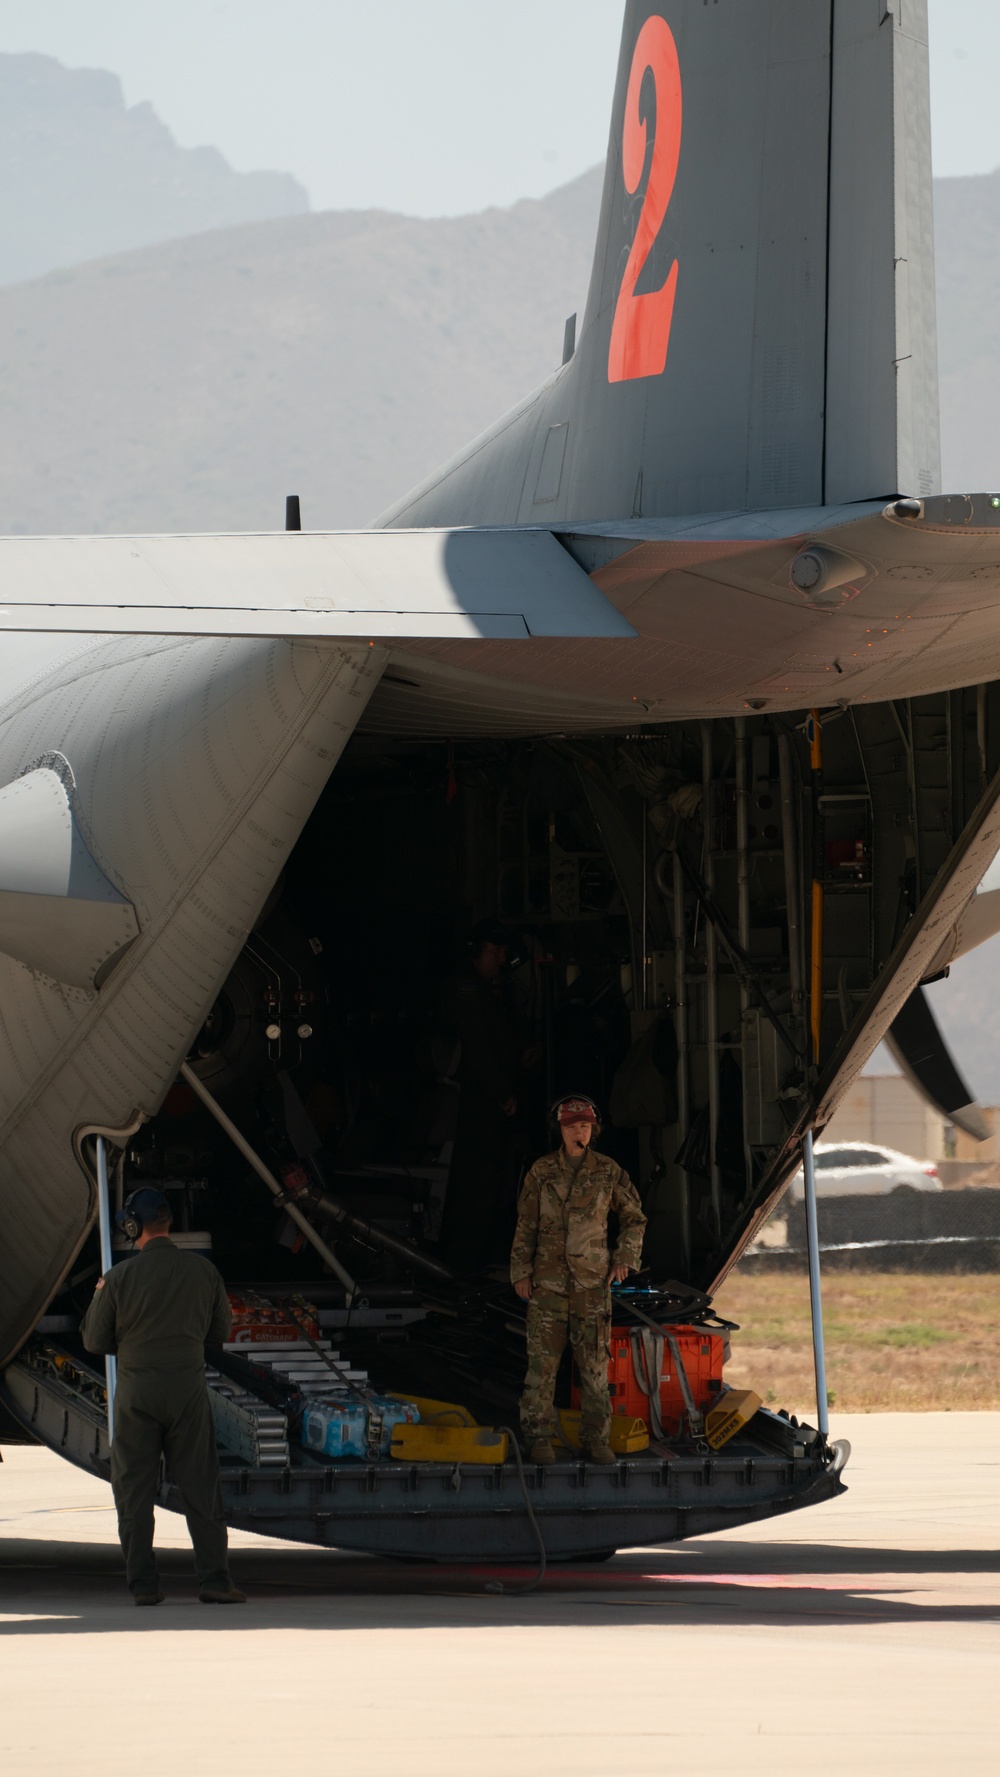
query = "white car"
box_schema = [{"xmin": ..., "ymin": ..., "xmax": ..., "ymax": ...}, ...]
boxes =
[{"xmin": 786, "ymin": 1141, "xmax": 944, "ymax": 1200}]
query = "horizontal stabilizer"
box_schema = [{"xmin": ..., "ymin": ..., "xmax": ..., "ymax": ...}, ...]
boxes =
[
  {"xmin": 0, "ymin": 530, "xmax": 635, "ymax": 642},
  {"xmin": 887, "ymin": 986, "xmax": 990, "ymax": 1142}
]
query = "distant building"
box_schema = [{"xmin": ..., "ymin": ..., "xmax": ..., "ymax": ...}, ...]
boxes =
[{"xmin": 823, "ymin": 1072, "xmax": 998, "ymax": 1163}]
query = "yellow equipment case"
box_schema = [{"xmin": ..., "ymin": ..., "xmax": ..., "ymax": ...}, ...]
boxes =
[
  {"xmin": 390, "ymin": 1423, "xmax": 509, "ymax": 1464},
  {"xmin": 705, "ymin": 1389, "xmax": 763, "ymax": 1449}
]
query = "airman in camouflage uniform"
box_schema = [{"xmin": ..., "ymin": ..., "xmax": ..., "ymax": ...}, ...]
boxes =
[{"xmin": 511, "ymin": 1097, "xmax": 645, "ymax": 1464}]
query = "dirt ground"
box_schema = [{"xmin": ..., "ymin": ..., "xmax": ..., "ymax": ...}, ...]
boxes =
[{"xmin": 712, "ymin": 1270, "xmax": 1000, "ymax": 1412}]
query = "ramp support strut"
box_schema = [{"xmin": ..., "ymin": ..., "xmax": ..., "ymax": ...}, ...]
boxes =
[
  {"xmin": 178, "ymin": 1061, "xmax": 357, "ymax": 1300},
  {"xmin": 801, "ymin": 1128, "xmax": 829, "ymax": 1439},
  {"xmin": 94, "ymin": 1135, "xmax": 117, "ymax": 1442}
]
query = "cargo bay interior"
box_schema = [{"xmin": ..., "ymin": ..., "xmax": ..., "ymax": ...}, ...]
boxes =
[
  {"xmin": 18, "ymin": 697, "xmax": 972, "ymax": 1544},
  {"xmin": 30, "ymin": 705, "xmax": 910, "ymax": 1421}
]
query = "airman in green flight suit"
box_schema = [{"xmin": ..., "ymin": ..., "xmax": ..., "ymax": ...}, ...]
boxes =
[{"xmin": 81, "ymin": 1185, "xmax": 245, "ymax": 1606}]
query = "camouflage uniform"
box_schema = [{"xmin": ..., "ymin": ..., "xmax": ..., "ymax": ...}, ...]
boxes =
[{"xmin": 511, "ymin": 1147, "xmax": 645, "ymax": 1444}]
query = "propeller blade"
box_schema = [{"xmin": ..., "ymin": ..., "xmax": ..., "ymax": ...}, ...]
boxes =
[{"xmin": 886, "ymin": 986, "xmax": 990, "ymax": 1142}]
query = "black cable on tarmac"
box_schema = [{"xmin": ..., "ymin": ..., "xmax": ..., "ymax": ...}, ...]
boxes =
[{"xmin": 481, "ymin": 1428, "xmax": 547, "ymax": 1596}]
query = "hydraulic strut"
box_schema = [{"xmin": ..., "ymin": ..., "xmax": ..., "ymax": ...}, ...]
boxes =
[{"xmin": 295, "ymin": 1170, "xmax": 455, "ymax": 1284}]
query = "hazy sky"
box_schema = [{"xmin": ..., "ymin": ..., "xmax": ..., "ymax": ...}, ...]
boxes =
[{"xmin": 0, "ymin": 1, "xmax": 992, "ymax": 216}]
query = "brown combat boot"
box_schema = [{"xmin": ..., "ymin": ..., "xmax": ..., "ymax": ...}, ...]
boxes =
[
  {"xmin": 199, "ymin": 1584, "xmax": 247, "ymax": 1604},
  {"xmin": 584, "ymin": 1441, "xmax": 616, "ymax": 1465},
  {"xmin": 529, "ymin": 1439, "xmax": 555, "ymax": 1465}
]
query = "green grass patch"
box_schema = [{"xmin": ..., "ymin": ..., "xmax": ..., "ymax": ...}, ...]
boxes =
[
  {"xmin": 823, "ymin": 1320, "xmax": 950, "ymax": 1350},
  {"xmin": 715, "ymin": 1273, "xmax": 1000, "ymax": 1409},
  {"xmin": 743, "ymin": 1318, "xmax": 790, "ymax": 1341}
]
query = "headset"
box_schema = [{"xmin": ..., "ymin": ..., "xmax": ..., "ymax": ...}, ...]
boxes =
[
  {"xmin": 549, "ymin": 1094, "xmax": 602, "ymax": 1138},
  {"xmin": 115, "ymin": 1188, "xmax": 170, "ymax": 1243}
]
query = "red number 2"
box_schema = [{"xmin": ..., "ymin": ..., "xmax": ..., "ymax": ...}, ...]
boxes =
[{"xmin": 607, "ymin": 15, "xmax": 682, "ymax": 384}]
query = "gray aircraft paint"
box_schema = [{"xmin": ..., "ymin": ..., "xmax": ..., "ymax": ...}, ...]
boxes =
[
  {"xmin": 0, "ymin": 0, "xmax": 978, "ymax": 1364},
  {"xmin": 377, "ymin": 0, "xmax": 938, "ymax": 528},
  {"xmin": 0, "ymin": 637, "xmax": 382, "ymax": 1361},
  {"xmin": 825, "ymin": 2, "xmax": 939, "ymax": 503},
  {"xmin": 0, "ymin": 762, "xmax": 138, "ymax": 988},
  {"xmin": 370, "ymin": 498, "xmax": 1000, "ymax": 733},
  {"xmin": 0, "ymin": 529, "xmax": 634, "ymax": 642}
]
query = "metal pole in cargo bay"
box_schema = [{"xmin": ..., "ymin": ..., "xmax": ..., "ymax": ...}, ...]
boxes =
[
  {"xmin": 178, "ymin": 1061, "xmax": 357, "ymax": 1300},
  {"xmin": 802, "ymin": 707, "xmax": 829, "ymax": 1440},
  {"xmin": 95, "ymin": 1136, "xmax": 117, "ymax": 1443},
  {"xmin": 807, "ymin": 708, "xmax": 825, "ymax": 1067},
  {"xmin": 800, "ymin": 1129, "xmax": 829, "ymax": 1439}
]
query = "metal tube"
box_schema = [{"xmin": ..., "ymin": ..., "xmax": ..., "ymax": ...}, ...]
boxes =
[
  {"xmin": 734, "ymin": 718, "xmax": 751, "ymax": 962},
  {"xmin": 308, "ymin": 1182, "xmax": 455, "ymax": 1283},
  {"xmin": 734, "ymin": 717, "xmax": 752, "ymax": 1183},
  {"xmin": 95, "ymin": 1136, "xmax": 117, "ymax": 1443},
  {"xmin": 801, "ymin": 1127, "xmax": 829, "ymax": 1439},
  {"xmin": 179, "ymin": 1061, "xmax": 357, "ymax": 1298},
  {"xmin": 809, "ymin": 880, "xmax": 825, "ymax": 1062},
  {"xmin": 807, "ymin": 710, "xmax": 825, "ymax": 1068},
  {"xmin": 641, "ymin": 799, "xmax": 649, "ymax": 1012},
  {"xmin": 777, "ymin": 733, "xmax": 806, "ymax": 1060},
  {"xmin": 672, "ymin": 847, "xmax": 691, "ymax": 1269},
  {"xmin": 701, "ymin": 722, "xmax": 722, "ymax": 1229}
]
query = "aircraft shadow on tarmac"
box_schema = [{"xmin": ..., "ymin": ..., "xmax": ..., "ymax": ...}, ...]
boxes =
[{"xmin": 2, "ymin": 1538, "xmax": 998, "ymax": 1634}]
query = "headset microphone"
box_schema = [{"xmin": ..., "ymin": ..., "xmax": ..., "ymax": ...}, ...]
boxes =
[{"xmin": 549, "ymin": 1094, "xmax": 602, "ymax": 1145}]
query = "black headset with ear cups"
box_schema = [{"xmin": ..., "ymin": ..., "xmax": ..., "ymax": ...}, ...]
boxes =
[
  {"xmin": 117, "ymin": 1192, "xmax": 145, "ymax": 1243},
  {"xmin": 549, "ymin": 1094, "xmax": 602, "ymax": 1138},
  {"xmin": 115, "ymin": 1186, "xmax": 170, "ymax": 1243}
]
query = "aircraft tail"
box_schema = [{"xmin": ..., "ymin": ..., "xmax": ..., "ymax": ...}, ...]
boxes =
[{"xmin": 381, "ymin": 0, "xmax": 939, "ymax": 529}]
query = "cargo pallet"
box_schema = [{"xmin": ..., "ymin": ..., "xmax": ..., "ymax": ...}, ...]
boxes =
[{"xmin": 1, "ymin": 1346, "xmax": 849, "ymax": 1562}]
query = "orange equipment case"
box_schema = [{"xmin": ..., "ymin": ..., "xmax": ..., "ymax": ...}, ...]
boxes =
[{"xmin": 571, "ymin": 1323, "xmax": 726, "ymax": 1439}]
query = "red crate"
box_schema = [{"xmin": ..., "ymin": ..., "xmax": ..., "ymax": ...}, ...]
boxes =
[
  {"xmin": 226, "ymin": 1290, "xmax": 318, "ymax": 1345},
  {"xmin": 571, "ymin": 1323, "xmax": 726, "ymax": 1438}
]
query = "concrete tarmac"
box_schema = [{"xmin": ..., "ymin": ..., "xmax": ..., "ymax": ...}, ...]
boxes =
[{"xmin": 2, "ymin": 1413, "xmax": 998, "ymax": 1775}]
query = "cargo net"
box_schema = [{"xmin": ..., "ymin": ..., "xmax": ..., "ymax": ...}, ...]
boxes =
[{"xmin": 749, "ymin": 1186, "xmax": 1000, "ymax": 1273}]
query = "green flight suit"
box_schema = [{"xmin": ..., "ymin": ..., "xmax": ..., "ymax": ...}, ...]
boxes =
[
  {"xmin": 511, "ymin": 1147, "xmax": 646, "ymax": 1444},
  {"xmin": 81, "ymin": 1236, "xmax": 233, "ymax": 1596}
]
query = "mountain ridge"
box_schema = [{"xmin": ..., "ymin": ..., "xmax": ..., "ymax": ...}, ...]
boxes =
[
  {"xmin": 0, "ymin": 167, "xmax": 603, "ymax": 536},
  {"xmin": 0, "ymin": 51, "xmax": 307, "ymax": 286}
]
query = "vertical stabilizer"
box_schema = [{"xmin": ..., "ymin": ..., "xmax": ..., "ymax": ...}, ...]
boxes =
[{"xmin": 382, "ymin": 0, "xmax": 939, "ymax": 530}]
